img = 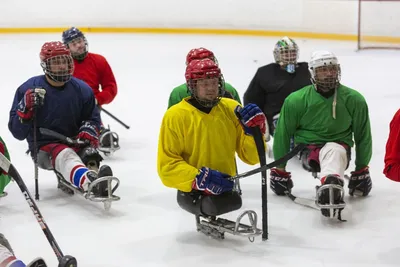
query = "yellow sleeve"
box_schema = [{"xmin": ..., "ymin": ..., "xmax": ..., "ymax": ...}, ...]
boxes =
[
  {"xmin": 157, "ymin": 112, "xmax": 199, "ymax": 192},
  {"xmin": 236, "ymin": 126, "xmax": 262, "ymax": 165},
  {"xmin": 227, "ymin": 100, "xmax": 262, "ymax": 165}
]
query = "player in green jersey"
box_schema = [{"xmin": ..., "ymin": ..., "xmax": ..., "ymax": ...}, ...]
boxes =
[{"xmin": 271, "ymin": 51, "xmax": 372, "ymax": 219}]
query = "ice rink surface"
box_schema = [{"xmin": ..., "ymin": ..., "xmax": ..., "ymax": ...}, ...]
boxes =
[{"xmin": 0, "ymin": 33, "xmax": 399, "ymax": 266}]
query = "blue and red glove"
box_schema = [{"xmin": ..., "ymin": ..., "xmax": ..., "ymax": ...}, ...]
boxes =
[
  {"xmin": 77, "ymin": 121, "xmax": 99, "ymax": 148},
  {"xmin": 192, "ymin": 167, "xmax": 234, "ymax": 195},
  {"xmin": 17, "ymin": 88, "xmax": 46, "ymax": 121},
  {"xmin": 235, "ymin": 104, "xmax": 267, "ymax": 136}
]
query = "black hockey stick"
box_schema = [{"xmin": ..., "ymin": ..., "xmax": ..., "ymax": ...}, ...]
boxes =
[
  {"xmin": 39, "ymin": 128, "xmax": 86, "ymax": 146},
  {"xmin": 98, "ymin": 106, "xmax": 130, "ymax": 129},
  {"xmin": 33, "ymin": 108, "xmax": 39, "ymax": 201},
  {"xmin": 285, "ymin": 191, "xmax": 319, "ymax": 210},
  {"xmin": 0, "ymin": 153, "xmax": 77, "ymax": 267},
  {"xmin": 250, "ymin": 126, "xmax": 268, "ymax": 241},
  {"xmin": 228, "ymin": 143, "xmax": 306, "ymax": 181}
]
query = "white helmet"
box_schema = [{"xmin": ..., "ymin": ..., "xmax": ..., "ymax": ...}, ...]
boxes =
[{"xmin": 309, "ymin": 50, "xmax": 341, "ymax": 94}]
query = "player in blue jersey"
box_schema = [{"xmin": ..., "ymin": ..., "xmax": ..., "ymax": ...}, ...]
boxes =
[{"xmin": 8, "ymin": 41, "xmax": 119, "ymax": 200}]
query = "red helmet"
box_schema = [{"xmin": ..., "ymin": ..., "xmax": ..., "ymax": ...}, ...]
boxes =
[
  {"xmin": 40, "ymin": 41, "xmax": 71, "ymax": 61},
  {"xmin": 39, "ymin": 41, "xmax": 74, "ymax": 83},
  {"xmin": 185, "ymin": 58, "xmax": 225, "ymax": 108},
  {"xmin": 186, "ymin": 47, "xmax": 217, "ymax": 65}
]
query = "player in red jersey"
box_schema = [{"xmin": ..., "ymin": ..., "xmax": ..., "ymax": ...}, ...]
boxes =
[
  {"xmin": 62, "ymin": 27, "xmax": 120, "ymax": 155},
  {"xmin": 384, "ymin": 109, "xmax": 400, "ymax": 182}
]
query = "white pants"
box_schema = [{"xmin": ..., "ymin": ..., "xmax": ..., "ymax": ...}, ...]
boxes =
[
  {"xmin": 319, "ymin": 142, "xmax": 348, "ymax": 180},
  {"xmin": 54, "ymin": 148, "xmax": 93, "ymax": 191}
]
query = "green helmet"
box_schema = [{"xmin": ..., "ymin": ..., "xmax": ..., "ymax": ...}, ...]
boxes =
[{"xmin": 273, "ymin": 37, "xmax": 299, "ymax": 73}]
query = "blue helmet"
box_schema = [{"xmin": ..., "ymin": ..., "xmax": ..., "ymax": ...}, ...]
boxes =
[
  {"xmin": 62, "ymin": 27, "xmax": 88, "ymax": 60},
  {"xmin": 62, "ymin": 27, "xmax": 84, "ymax": 44}
]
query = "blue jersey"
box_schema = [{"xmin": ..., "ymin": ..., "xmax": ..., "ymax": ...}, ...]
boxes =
[{"xmin": 8, "ymin": 75, "xmax": 101, "ymax": 152}]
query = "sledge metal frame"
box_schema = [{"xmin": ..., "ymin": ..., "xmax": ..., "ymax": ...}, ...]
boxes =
[
  {"xmin": 195, "ymin": 210, "xmax": 262, "ymax": 242},
  {"xmin": 57, "ymin": 174, "xmax": 120, "ymax": 211}
]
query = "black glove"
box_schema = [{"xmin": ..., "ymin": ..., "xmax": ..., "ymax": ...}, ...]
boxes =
[
  {"xmin": 348, "ymin": 166, "xmax": 372, "ymax": 196},
  {"xmin": 270, "ymin": 168, "xmax": 293, "ymax": 195}
]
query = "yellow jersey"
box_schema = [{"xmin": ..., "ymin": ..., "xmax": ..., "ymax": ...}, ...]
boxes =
[{"xmin": 157, "ymin": 97, "xmax": 262, "ymax": 192}]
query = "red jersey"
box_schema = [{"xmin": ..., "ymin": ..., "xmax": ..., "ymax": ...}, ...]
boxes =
[
  {"xmin": 72, "ymin": 52, "xmax": 117, "ymax": 105},
  {"xmin": 384, "ymin": 108, "xmax": 400, "ymax": 182}
]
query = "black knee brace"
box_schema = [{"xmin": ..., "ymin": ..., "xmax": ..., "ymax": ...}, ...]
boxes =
[{"xmin": 77, "ymin": 146, "xmax": 103, "ymax": 167}]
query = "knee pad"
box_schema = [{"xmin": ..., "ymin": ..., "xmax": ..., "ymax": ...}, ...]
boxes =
[
  {"xmin": 300, "ymin": 149, "xmax": 320, "ymax": 172},
  {"xmin": 77, "ymin": 147, "xmax": 103, "ymax": 167}
]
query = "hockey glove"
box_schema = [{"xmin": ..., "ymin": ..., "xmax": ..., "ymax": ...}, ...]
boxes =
[
  {"xmin": 234, "ymin": 104, "xmax": 267, "ymax": 136},
  {"xmin": 348, "ymin": 166, "xmax": 372, "ymax": 196},
  {"xmin": 270, "ymin": 168, "xmax": 293, "ymax": 196},
  {"xmin": 17, "ymin": 88, "xmax": 46, "ymax": 121},
  {"xmin": 192, "ymin": 167, "xmax": 234, "ymax": 195},
  {"xmin": 77, "ymin": 121, "xmax": 99, "ymax": 148},
  {"xmin": 0, "ymin": 142, "xmax": 7, "ymax": 175}
]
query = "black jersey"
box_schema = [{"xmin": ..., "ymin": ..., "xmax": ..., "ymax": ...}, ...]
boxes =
[{"xmin": 243, "ymin": 62, "xmax": 312, "ymax": 134}]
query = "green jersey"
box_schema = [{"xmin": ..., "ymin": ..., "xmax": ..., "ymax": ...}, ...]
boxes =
[
  {"xmin": 273, "ymin": 84, "xmax": 372, "ymax": 171},
  {"xmin": 168, "ymin": 82, "xmax": 242, "ymax": 108},
  {"xmin": 0, "ymin": 136, "xmax": 11, "ymax": 194}
]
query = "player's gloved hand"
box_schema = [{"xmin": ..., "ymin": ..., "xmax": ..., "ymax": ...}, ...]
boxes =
[
  {"xmin": 234, "ymin": 104, "xmax": 267, "ymax": 136},
  {"xmin": 192, "ymin": 167, "xmax": 233, "ymax": 195},
  {"xmin": 270, "ymin": 168, "xmax": 293, "ymax": 195},
  {"xmin": 77, "ymin": 121, "xmax": 99, "ymax": 148},
  {"xmin": 348, "ymin": 166, "xmax": 372, "ymax": 196},
  {"xmin": 0, "ymin": 142, "xmax": 7, "ymax": 175},
  {"xmin": 17, "ymin": 88, "xmax": 46, "ymax": 121}
]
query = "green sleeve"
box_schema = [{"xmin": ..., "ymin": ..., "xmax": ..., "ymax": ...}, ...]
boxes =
[
  {"xmin": 168, "ymin": 84, "xmax": 190, "ymax": 109},
  {"xmin": 224, "ymin": 83, "xmax": 242, "ymax": 104},
  {"xmin": 350, "ymin": 93, "xmax": 372, "ymax": 170},
  {"xmin": 273, "ymin": 96, "xmax": 301, "ymax": 169}
]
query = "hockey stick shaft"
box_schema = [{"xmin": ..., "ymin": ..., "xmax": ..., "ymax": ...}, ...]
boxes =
[
  {"xmin": 98, "ymin": 106, "xmax": 130, "ymax": 129},
  {"xmin": 39, "ymin": 128, "xmax": 86, "ymax": 146},
  {"xmin": 251, "ymin": 127, "xmax": 268, "ymax": 241},
  {"xmin": 0, "ymin": 153, "xmax": 65, "ymax": 261},
  {"xmin": 33, "ymin": 110, "xmax": 39, "ymax": 201},
  {"xmin": 229, "ymin": 143, "xmax": 306, "ymax": 181},
  {"xmin": 285, "ymin": 192, "xmax": 319, "ymax": 210}
]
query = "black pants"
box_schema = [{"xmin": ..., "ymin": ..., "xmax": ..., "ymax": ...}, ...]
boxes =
[{"xmin": 177, "ymin": 190, "xmax": 242, "ymax": 217}]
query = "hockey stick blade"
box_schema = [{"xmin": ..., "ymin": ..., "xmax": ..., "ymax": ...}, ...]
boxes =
[
  {"xmin": 285, "ymin": 191, "xmax": 347, "ymax": 221},
  {"xmin": 229, "ymin": 143, "xmax": 306, "ymax": 181},
  {"xmin": 39, "ymin": 128, "xmax": 85, "ymax": 145},
  {"xmin": 285, "ymin": 192, "xmax": 319, "ymax": 210}
]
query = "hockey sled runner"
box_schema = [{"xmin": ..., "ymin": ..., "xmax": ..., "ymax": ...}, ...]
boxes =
[{"xmin": 196, "ymin": 210, "xmax": 262, "ymax": 242}]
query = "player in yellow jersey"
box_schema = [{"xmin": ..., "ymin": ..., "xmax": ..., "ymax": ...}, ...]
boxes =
[{"xmin": 157, "ymin": 58, "xmax": 267, "ymax": 240}]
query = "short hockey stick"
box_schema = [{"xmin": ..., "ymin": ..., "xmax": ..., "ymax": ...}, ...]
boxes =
[
  {"xmin": 0, "ymin": 153, "xmax": 77, "ymax": 266},
  {"xmin": 228, "ymin": 143, "xmax": 306, "ymax": 181},
  {"xmin": 98, "ymin": 106, "xmax": 130, "ymax": 129},
  {"xmin": 250, "ymin": 126, "xmax": 268, "ymax": 241}
]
